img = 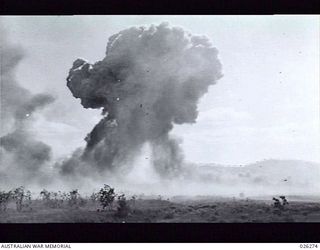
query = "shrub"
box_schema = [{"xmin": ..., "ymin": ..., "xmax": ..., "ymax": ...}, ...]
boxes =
[
  {"xmin": 68, "ymin": 189, "xmax": 81, "ymax": 208},
  {"xmin": 272, "ymin": 197, "xmax": 282, "ymax": 209},
  {"xmin": 56, "ymin": 191, "xmax": 65, "ymax": 207},
  {"xmin": 24, "ymin": 190, "xmax": 32, "ymax": 211},
  {"xmin": 13, "ymin": 186, "xmax": 24, "ymax": 211},
  {"xmin": 279, "ymin": 196, "xmax": 289, "ymax": 206},
  {"xmin": 0, "ymin": 191, "xmax": 12, "ymax": 212},
  {"xmin": 90, "ymin": 192, "xmax": 99, "ymax": 202},
  {"xmin": 129, "ymin": 195, "xmax": 137, "ymax": 208},
  {"xmin": 40, "ymin": 189, "xmax": 51, "ymax": 200},
  {"xmin": 60, "ymin": 192, "xmax": 69, "ymax": 202},
  {"xmin": 272, "ymin": 196, "xmax": 289, "ymax": 214},
  {"xmin": 98, "ymin": 184, "xmax": 116, "ymax": 211},
  {"xmin": 12, "ymin": 186, "xmax": 31, "ymax": 212},
  {"xmin": 40, "ymin": 189, "xmax": 64, "ymax": 208},
  {"xmin": 115, "ymin": 194, "xmax": 130, "ymax": 218},
  {"xmin": 40, "ymin": 189, "xmax": 51, "ymax": 206}
]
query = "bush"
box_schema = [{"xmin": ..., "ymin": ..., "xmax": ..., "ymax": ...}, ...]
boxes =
[
  {"xmin": 90, "ymin": 192, "xmax": 99, "ymax": 202},
  {"xmin": 98, "ymin": 184, "xmax": 116, "ymax": 211},
  {"xmin": 129, "ymin": 195, "xmax": 137, "ymax": 209},
  {"xmin": 68, "ymin": 189, "xmax": 81, "ymax": 208},
  {"xmin": 0, "ymin": 191, "xmax": 12, "ymax": 212},
  {"xmin": 272, "ymin": 196, "xmax": 289, "ymax": 214},
  {"xmin": 12, "ymin": 186, "xmax": 31, "ymax": 212},
  {"xmin": 272, "ymin": 197, "xmax": 282, "ymax": 209},
  {"xmin": 24, "ymin": 190, "xmax": 32, "ymax": 211},
  {"xmin": 40, "ymin": 189, "xmax": 52, "ymax": 207},
  {"xmin": 40, "ymin": 189, "xmax": 50, "ymax": 200},
  {"xmin": 115, "ymin": 194, "xmax": 130, "ymax": 218},
  {"xmin": 279, "ymin": 196, "xmax": 289, "ymax": 206},
  {"xmin": 40, "ymin": 189, "xmax": 64, "ymax": 208}
]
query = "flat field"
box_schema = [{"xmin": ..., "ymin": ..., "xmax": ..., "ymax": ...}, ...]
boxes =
[{"xmin": 1, "ymin": 196, "xmax": 320, "ymax": 223}]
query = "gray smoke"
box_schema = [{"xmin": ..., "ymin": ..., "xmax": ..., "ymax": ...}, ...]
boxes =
[
  {"xmin": 62, "ymin": 22, "xmax": 222, "ymax": 177},
  {"xmin": 0, "ymin": 21, "xmax": 55, "ymax": 186}
]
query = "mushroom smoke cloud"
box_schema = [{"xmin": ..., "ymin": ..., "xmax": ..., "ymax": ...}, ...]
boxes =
[
  {"xmin": 62, "ymin": 23, "xmax": 222, "ymax": 176},
  {"xmin": 0, "ymin": 22, "xmax": 55, "ymax": 186}
]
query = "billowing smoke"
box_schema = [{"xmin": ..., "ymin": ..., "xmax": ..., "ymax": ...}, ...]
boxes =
[
  {"xmin": 0, "ymin": 22, "xmax": 55, "ymax": 187},
  {"xmin": 62, "ymin": 22, "xmax": 222, "ymax": 176}
]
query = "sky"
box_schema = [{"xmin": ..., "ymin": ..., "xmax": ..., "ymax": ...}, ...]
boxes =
[{"xmin": 1, "ymin": 15, "xmax": 319, "ymax": 165}]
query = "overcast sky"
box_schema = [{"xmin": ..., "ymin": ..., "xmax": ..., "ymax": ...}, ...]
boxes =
[{"xmin": 2, "ymin": 15, "xmax": 319, "ymax": 165}]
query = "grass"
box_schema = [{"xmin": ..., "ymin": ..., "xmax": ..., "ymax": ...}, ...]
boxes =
[{"xmin": 1, "ymin": 197, "xmax": 320, "ymax": 223}]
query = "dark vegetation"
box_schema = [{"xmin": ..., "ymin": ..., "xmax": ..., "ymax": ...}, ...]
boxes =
[
  {"xmin": 0, "ymin": 184, "xmax": 134, "ymax": 222},
  {"xmin": 1, "ymin": 185, "xmax": 320, "ymax": 223}
]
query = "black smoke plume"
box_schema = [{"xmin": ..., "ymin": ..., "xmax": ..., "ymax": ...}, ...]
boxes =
[
  {"xmin": 62, "ymin": 23, "xmax": 222, "ymax": 176},
  {"xmin": 0, "ymin": 22, "xmax": 55, "ymax": 186}
]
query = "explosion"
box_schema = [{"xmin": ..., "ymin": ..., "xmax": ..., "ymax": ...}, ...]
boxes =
[
  {"xmin": 62, "ymin": 22, "xmax": 222, "ymax": 176},
  {"xmin": 0, "ymin": 22, "xmax": 55, "ymax": 186}
]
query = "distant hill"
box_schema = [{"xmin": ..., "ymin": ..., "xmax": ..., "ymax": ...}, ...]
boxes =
[{"xmin": 194, "ymin": 159, "xmax": 320, "ymax": 196}]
